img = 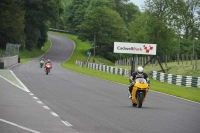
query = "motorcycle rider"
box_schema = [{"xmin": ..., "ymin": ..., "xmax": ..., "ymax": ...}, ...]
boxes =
[
  {"xmin": 44, "ymin": 59, "xmax": 52, "ymax": 69},
  {"xmin": 40, "ymin": 58, "xmax": 44, "ymax": 62},
  {"xmin": 128, "ymin": 66, "xmax": 150, "ymax": 99},
  {"xmin": 40, "ymin": 58, "xmax": 44, "ymax": 64},
  {"xmin": 40, "ymin": 58, "xmax": 45, "ymax": 68}
]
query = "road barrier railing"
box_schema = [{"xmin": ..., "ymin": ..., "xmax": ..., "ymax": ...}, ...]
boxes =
[
  {"xmin": 75, "ymin": 60, "xmax": 200, "ymax": 88},
  {"xmin": 151, "ymin": 71, "xmax": 200, "ymax": 88},
  {"xmin": 76, "ymin": 60, "xmax": 131, "ymax": 77}
]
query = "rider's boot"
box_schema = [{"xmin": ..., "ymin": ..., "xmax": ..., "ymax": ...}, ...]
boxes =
[{"xmin": 128, "ymin": 88, "xmax": 132, "ymax": 99}]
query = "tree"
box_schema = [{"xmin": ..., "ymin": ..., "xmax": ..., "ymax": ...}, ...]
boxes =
[
  {"xmin": 0, "ymin": 0, "xmax": 25, "ymax": 49},
  {"xmin": 65, "ymin": 0, "xmax": 90, "ymax": 31},
  {"xmin": 129, "ymin": 12, "xmax": 175, "ymax": 55},
  {"xmin": 128, "ymin": 13, "xmax": 149, "ymax": 43},
  {"xmin": 87, "ymin": 0, "xmax": 116, "ymax": 11},
  {"xmin": 77, "ymin": 6, "xmax": 128, "ymax": 61},
  {"xmin": 114, "ymin": 1, "xmax": 140, "ymax": 26},
  {"xmin": 50, "ymin": 0, "xmax": 64, "ymax": 29},
  {"xmin": 24, "ymin": 0, "xmax": 61, "ymax": 50},
  {"xmin": 144, "ymin": 0, "xmax": 181, "ymax": 55},
  {"xmin": 64, "ymin": 0, "xmax": 139, "ymax": 32},
  {"xmin": 178, "ymin": 0, "xmax": 200, "ymax": 39},
  {"xmin": 122, "ymin": 3, "xmax": 140, "ymax": 25}
]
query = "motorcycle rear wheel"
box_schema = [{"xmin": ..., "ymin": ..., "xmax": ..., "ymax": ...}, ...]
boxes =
[{"xmin": 46, "ymin": 69, "xmax": 49, "ymax": 75}]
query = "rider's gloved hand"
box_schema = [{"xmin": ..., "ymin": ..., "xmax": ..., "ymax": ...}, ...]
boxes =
[{"xmin": 129, "ymin": 76, "xmax": 133, "ymax": 83}]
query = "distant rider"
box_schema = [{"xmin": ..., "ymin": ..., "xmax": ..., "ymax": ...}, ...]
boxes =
[
  {"xmin": 40, "ymin": 58, "xmax": 44, "ymax": 68},
  {"xmin": 40, "ymin": 58, "xmax": 44, "ymax": 63},
  {"xmin": 128, "ymin": 66, "xmax": 150, "ymax": 99}
]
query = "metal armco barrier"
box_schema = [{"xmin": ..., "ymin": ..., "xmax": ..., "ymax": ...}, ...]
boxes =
[
  {"xmin": 151, "ymin": 71, "xmax": 200, "ymax": 88},
  {"xmin": 76, "ymin": 60, "xmax": 200, "ymax": 88},
  {"xmin": 76, "ymin": 60, "xmax": 131, "ymax": 77}
]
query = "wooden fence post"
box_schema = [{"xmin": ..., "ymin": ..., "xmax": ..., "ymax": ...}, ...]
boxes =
[
  {"xmin": 174, "ymin": 55, "xmax": 176, "ymax": 62},
  {"xmin": 182, "ymin": 54, "xmax": 184, "ymax": 64},
  {"xmin": 177, "ymin": 53, "xmax": 179, "ymax": 64},
  {"xmin": 152, "ymin": 58, "xmax": 155, "ymax": 67},
  {"xmin": 195, "ymin": 55, "xmax": 197, "ymax": 70},
  {"xmin": 142, "ymin": 56, "xmax": 143, "ymax": 66},
  {"xmin": 186, "ymin": 54, "xmax": 188, "ymax": 65},
  {"xmin": 155, "ymin": 57, "xmax": 157, "ymax": 66}
]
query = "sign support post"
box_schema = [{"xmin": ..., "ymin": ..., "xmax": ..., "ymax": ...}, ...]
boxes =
[
  {"xmin": 142, "ymin": 56, "xmax": 165, "ymax": 73},
  {"xmin": 131, "ymin": 54, "xmax": 135, "ymax": 75}
]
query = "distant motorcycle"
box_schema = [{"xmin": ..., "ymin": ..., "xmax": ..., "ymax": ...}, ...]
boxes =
[
  {"xmin": 131, "ymin": 78, "xmax": 149, "ymax": 108},
  {"xmin": 45, "ymin": 63, "xmax": 52, "ymax": 75},
  {"xmin": 40, "ymin": 60, "xmax": 44, "ymax": 68}
]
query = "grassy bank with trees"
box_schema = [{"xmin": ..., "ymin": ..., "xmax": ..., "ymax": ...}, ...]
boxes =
[
  {"xmin": 0, "ymin": 39, "xmax": 51, "ymax": 63},
  {"xmin": 19, "ymin": 39, "xmax": 51, "ymax": 63},
  {"xmin": 0, "ymin": 0, "xmax": 61, "ymax": 51}
]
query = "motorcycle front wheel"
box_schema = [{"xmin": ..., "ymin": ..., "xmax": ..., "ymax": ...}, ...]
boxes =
[
  {"xmin": 132, "ymin": 103, "xmax": 137, "ymax": 107},
  {"xmin": 138, "ymin": 92, "xmax": 144, "ymax": 108}
]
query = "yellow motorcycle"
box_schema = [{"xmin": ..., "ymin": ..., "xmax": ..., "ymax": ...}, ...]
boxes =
[{"xmin": 131, "ymin": 78, "xmax": 149, "ymax": 108}]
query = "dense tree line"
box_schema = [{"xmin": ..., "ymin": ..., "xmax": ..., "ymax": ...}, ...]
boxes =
[
  {"xmin": 0, "ymin": 0, "xmax": 62, "ymax": 50},
  {"xmin": 61, "ymin": 0, "xmax": 141, "ymax": 61},
  {"xmin": 0, "ymin": 0, "xmax": 25, "ymax": 49},
  {"xmin": 0, "ymin": 0, "xmax": 199, "ymax": 62},
  {"xmin": 57, "ymin": 0, "xmax": 200, "ymax": 62}
]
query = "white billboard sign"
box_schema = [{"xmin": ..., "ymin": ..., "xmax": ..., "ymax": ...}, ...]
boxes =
[{"xmin": 114, "ymin": 42, "xmax": 157, "ymax": 55}]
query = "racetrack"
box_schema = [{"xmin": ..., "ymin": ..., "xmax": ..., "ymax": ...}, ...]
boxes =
[{"xmin": 3, "ymin": 33, "xmax": 200, "ymax": 133}]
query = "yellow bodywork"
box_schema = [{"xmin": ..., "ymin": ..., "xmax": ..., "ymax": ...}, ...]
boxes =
[{"xmin": 132, "ymin": 78, "xmax": 149, "ymax": 104}]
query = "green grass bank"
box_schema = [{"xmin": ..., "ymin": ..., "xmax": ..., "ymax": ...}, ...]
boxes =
[{"xmin": 0, "ymin": 40, "xmax": 51, "ymax": 63}]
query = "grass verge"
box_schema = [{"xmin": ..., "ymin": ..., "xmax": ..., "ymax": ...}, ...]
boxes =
[
  {"xmin": 117, "ymin": 61, "xmax": 200, "ymax": 77},
  {"xmin": 19, "ymin": 39, "xmax": 51, "ymax": 62}
]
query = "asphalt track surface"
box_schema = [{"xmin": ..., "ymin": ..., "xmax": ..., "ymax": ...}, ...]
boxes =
[{"xmin": 1, "ymin": 33, "xmax": 200, "ymax": 133}]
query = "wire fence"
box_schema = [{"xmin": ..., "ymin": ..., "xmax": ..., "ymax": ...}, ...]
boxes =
[{"xmin": 5, "ymin": 43, "xmax": 20, "ymax": 56}]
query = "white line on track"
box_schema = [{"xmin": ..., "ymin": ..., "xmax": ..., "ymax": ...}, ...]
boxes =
[
  {"xmin": 10, "ymin": 70, "xmax": 30, "ymax": 92},
  {"xmin": 0, "ymin": 75, "xmax": 29, "ymax": 92},
  {"xmin": 51, "ymin": 112, "xmax": 59, "ymax": 117},
  {"xmin": 62, "ymin": 121, "xmax": 73, "ymax": 127},
  {"xmin": 37, "ymin": 101, "xmax": 43, "ymax": 104},
  {"xmin": 0, "ymin": 118, "xmax": 41, "ymax": 133},
  {"xmin": 3, "ymin": 38, "xmax": 75, "ymax": 130},
  {"xmin": 43, "ymin": 106, "xmax": 50, "ymax": 109}
]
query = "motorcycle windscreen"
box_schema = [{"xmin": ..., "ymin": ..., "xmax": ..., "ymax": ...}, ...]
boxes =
[{"xmin": 135, "ymin": 78, "xmax": 147, "ymax": 84}]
